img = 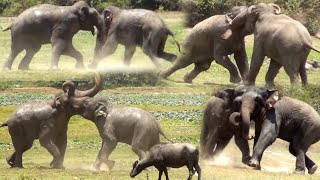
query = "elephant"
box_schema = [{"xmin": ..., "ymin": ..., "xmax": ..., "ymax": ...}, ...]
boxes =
[
  {"xmin": 57, "ymin": 85, "xmax": 173, "ymax": 171},
  {"xmin": 200, "ymin": 86, "xmax": 251, "ymax": 165},
  {"xmin": 223, "ymin": 3, "xmax": 320, "ymax": 86},
  {"xmin": 229, "ymin": 86, "xmax": 319, "ymax": 174},
  {"xmin": 88, "ymin": 6, "xmax": 181, "ymax": 68},
  {"xmin": 3, "ymin": 1, "xmax": 105, "ymax": 70},
  {"xmin": 158, "ymin": 6, "xmax": 250, "ymax": 83},
  {"xmin": 0, "ymin": 73, "xmax": 101, "ymax": 168}
]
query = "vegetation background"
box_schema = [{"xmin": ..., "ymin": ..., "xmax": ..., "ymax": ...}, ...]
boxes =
[{"xmin": 0, "ymin": 0, "xmax": 319, "ymax": 179}]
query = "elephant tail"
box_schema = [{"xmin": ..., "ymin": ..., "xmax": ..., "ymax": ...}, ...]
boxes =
[
  {"xmin": 304, "ymin": 40, "xmax": 320, "ymax": 53},
  {"xmin": 2, "ymin": 25, "xmax": 11, "ymax": 31},
  {"xmin": 0, "ymin": 121, "xmax": 8, "ymax": 128},
  {"xmin": 165, "ymin": 28, "xmax": 181, "ymax": 53},
  {"xmin": 156, "ymin": 120, "xmax": 173, "ymax": 143}
]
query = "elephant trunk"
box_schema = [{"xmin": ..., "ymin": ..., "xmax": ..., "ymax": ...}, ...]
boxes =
[
  {"xmin": 240, "ymin": 97, "xmax": 255, "ymax": 140},
  {"xmin": 63, "ymin": 73, "xmax": 102, "ymax": 98},
  {"xmin": 229, "ymin": 112, "xmax": 241, "ymax": 126}
]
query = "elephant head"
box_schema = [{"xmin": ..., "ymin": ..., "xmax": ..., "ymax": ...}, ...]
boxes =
[
  {"xmin": 214, "ymin": 85, "xmax": 247, "ymax": 109},
  {"xmin": 223, "ymin": 3, "xmax": 281, "ymax": 39},
  {"xmin": 229, "ymin": 86, "xmax": 281, "ymax": 140},
  {"xmin": 72, "ymin": 1, "xmax": 107, "ymax": 60},
  {"xmin": 53, "ymin": 73, "xmax": 103, "ymax": 115}
]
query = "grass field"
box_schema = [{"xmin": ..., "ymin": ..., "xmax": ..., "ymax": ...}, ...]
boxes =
[{"xmin": 0, "ymin": 11, "xmax": 320, "ymax": 179}]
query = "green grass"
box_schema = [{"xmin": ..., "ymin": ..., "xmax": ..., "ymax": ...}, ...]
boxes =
[{"xmin": 0, "ymin": 11, "xmax": 320, "ymax": 179}]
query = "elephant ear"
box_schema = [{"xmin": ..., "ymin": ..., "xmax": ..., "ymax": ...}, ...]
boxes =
[
  {"xmin": 265, "ymin": 90, "xmax": 281, "ymax": 110},
  {"xmin": 78, "ymin": 6, "xmax": 89, "ymax": 22},
  {"xmin": 268, "ymin": 3, "xmax": 281, "ymax": 15},
  {"xmin": 103, "ymin": 9, "xmax": 113, "ymax": 29}
]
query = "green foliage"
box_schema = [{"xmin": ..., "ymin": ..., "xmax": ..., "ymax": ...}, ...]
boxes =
[
  {"xmin": 0, "ymin": 0, "xmax": 10, "ymax": 14},
  {"xmin": 159, "ymin": 0, "xmax": 182, "ymax": 11},
  {"xmin": 274, "ymin": 0, "xmax": 320, "ymax": 34},
  {"xmin": 128, "ymin": 0, "xmax": 159, "ymax": 10}
]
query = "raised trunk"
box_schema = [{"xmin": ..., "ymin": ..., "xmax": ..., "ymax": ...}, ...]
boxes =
[{"xmin": 63, "ymin": 73, "xmax": 102, "ymax": 97}]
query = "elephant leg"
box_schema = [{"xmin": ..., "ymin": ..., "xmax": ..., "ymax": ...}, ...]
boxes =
[
  {"xmin": 299, "ymin": 62, "xmax": 308, "ymax": 86},
  {"xmin": 202, "ymin": 127, "xmax": 219, "ymax": 159},
  {"xmin": 246, "ymin": 46, "xmax": 265, "ymax": 85},
  {"xmin": 142, "ymin": 32, "xmax": 160, "ymax": 67},
  {"xmin": 234, "ymin": 135, "xmax": 251, "ymax": 165},
  {"xmin": 3, "ymin": 46, "xmax": 23, "ymax": 70},
  {"xmin": 283, "ymin": 65, "xmax": 300, "ymax": 86},
  {"xmin": 289, "ymin": 142, "xmax": 317, "ymax": 174},
  {"xmin": 124, "ymin": 45, "xmax": 136, "ymax": 66},
  {"xmin": 54, "ymin": 133, "xmax": 67, "ymax": 169},
  {"xmin": 94, "ymin": 139, "xmax": 117, "ymax": 171},
  {"xmin": 51, "ymin": 39, "xmax": 67, "ymax": 70},
  {"xmin": 131, "ymin": 143, "xmax": 147, "ymax": 160},
  {"xmin": 215, "ymin": 54, "xmax": 241, "ymax": 83},
  {"xmin": 6, "ymin": 152, "xmax": 16, "ymax": 167},
  {"xmin": 39, "ymin": 133, "xmax": 62, "ymax": 168},
  {"xmin": 89, "ymin": 35, "xmax": 118, "ymax": 69},
  {"xmin": 63, "ymin": 43, "xmax": 84, "ymax": 69},
  {"xmin": 265, "ymin": 60, "xmax": 282, "ymax": 88},
  {"xmin": 234, "ymin": 47, "xmax": 249, "ymax": 80},
  {"xmin": 184, "ymin": 61, "xmax": 212, "ymax": 83},
  {"xmin": 212, "ymin": 136, "xmax": 232, "ymax": 158},
  {"xmin": 157, "ymin": 35, "xmax": 176, "ymax": 62},
  {"xmin": 18, "ymin": 45, "xmax": 41, "ymax": 70},
  {"xmin": 10, "ymin": 135, "xmax": 33, "ymax": 168},
  {"xmin": 158, "ymin": 55, "xmax": 192, "ymax": 79},
  {"xmin": 249, "ymin": 109, "xmax": 280, "ymax": 169}
]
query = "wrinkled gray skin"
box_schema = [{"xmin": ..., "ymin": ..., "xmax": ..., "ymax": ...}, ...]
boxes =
[
  {"xmin": 230, "ymin": 86, "xmax": 319, "ymax": 174},
  {"xmin": 130, "ymin": 143, "xmax": 201, "ymax": 180},
  {"xmin": 0, "ymin": 73, "xmax": 101, "ymax": 168},
  {"xmin": 58, "ymin": 94, "xmax": 172, "ymax": 171},
  {"xmin": 89, "ymin": 6, "xmax": 180, "ymax": 68},
  {"xmin": 226, "ymin": 3, "xmax": 320, "ymax": 86},
  {"xmin": 201, "ymin": 86, "xmax": 251, "ymax": 165},
  {"xmin": 159, "ymin": 6, "xmax": 249, "ymax": 83},
  {"xmin": 3, "ymin": 1, "xmax": 105, "ymax": 70}
]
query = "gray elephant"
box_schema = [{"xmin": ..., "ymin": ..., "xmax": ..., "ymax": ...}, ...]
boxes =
[
  {"xmin": 224, "ymin": 3, "xmax": 320, "ymax": 86},
  {"xmin": 229, "ymin": 86, "xmax": 319, "ymax": 174},
  {"xmin": 57, "ymin": 85, "xmax": 172, "ymax": 171},
  {"xmin": 201, "ymin": 86, "xmax": 251, "ymax": 165},
  {"xmin": 0, "ymin": 74, "xmax": 101, "ymax": 168},
  {"xmin": 159, "ymin": 6, "xmax": 249, "ymax": 83},
  {"xmin": 3, "ymin": 1, "xmax": 105, "ymax": 70},
  {"xmin": 89, "ymin": 6, "xmax": 180, "ymax": 68}
]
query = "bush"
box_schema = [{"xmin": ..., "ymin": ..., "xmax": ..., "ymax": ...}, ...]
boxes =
[
  {"xmin": 159, "ymin": 0, "xmax": 182, "ymax": 11},
  {"xmin": 128, "ymin": 0, "xmax": 159, "ymax": 10}
]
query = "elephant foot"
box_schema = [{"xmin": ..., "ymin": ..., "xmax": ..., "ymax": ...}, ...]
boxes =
[
  {"xmin": 293, "ymin": 169, "xmax": 305, "ymax": 174},
  {"xmin": 6, "ymin": 157, "xmax": 14, "ymax": 167},
  {"xmin": 248, "ymin": 159, "xmax": 261, "ymax": 170},
  {"xmin": 18, "ymin": 65, "xmax": 30, "ymax": 70},
  {"xmin": 158, "ymin": 71, "xmax": 169, "ymax": 79},
  {"xmin": 106, "ymin": 160, "xmax": 115, "ymax": 171},
  {"xmin": 50, "ymin": 66, "xmax": 59, "ymax": 71},
  {"xmin": 75, "ymin": 63, "xmax": 85, "ymax": 69},
  {"xmin": 230, "ymin": 76, "xmax": 241, "ymax": 83},
  {"xmin": 2, "ymin": 66, "xmax": 11, "ymax": 71},
  {"xmin": 50, "ymin": 160, "xmax": 65, "ymax": 169},
  {"xmin": 242, "ymin": 155, "xmax": 252, "ymax": 166},
  {"xmin": 308, "ymin": 164, "xmax": 318, "ymax": 174},
  {"xmin": 183, "ymin": 74, "xmax": 193, "ymax": 83},
  {"xmin": 88, "ymin": 61, "xmax": 98, "ymax": 69}
]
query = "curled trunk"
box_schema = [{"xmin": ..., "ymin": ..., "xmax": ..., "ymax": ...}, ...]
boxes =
[{"xmin": 63, "ymin": 72, "xmax": 102, "ymax": 97}]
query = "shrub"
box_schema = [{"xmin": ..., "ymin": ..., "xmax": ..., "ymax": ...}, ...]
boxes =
[{"xmin": 128, "ymin": 0, "xmax": 159, "ymax": 10}]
